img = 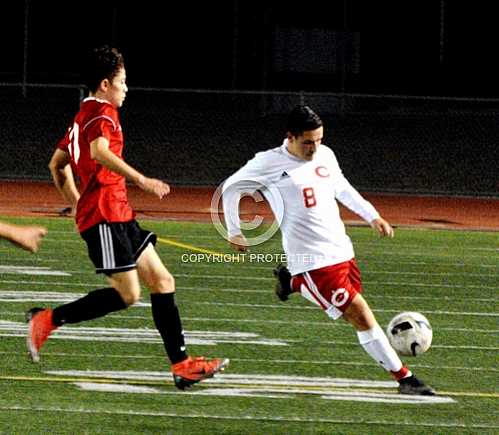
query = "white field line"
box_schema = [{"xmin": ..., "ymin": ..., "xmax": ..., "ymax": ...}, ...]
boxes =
[
  {"xmin": 175, "ymin": 258, "xmax": 499, "ymax": 269},
  {"xmin": 285, "ymin": 340, "xmax": 499, "ymax": 351},
  {"xmin": 1, "ymin": 306, "xmax": 497, "ymax": 334},
  {"xmin": 38, "ymin": 231, "xmax": 499, "ymax": 252},
  {"xmin": 150, "ymin": 233, "xmax": 499, "ymax": 251},
  {"xmin": 0, "ymin": 265, "xmax": 70, "ymax": 276},
  {"xmin": 173, "ymin": 251, "xmax": 497, "ymax": 260},
  {"xmin": 353, "ymin": 251, "xmax": 498, "ymax": 260},
  {"xmin": 33, "ymin": 230, "xmax": 74, "ymax": 234},
  {"xmin": 0, "ymin": 290, "xmax": 497, "ymax": 317},
  {"xmin": 156, "ymin": 262, "xmax": 499, "ymax": 277},
  {"xmin": 169, "ymin": 274, "xmax": 499, "ymax": 291},
  {"xmin": 165, "ymin": 252, "xmax": 498, "ymax": 264},
  {"xmin": 363, "ymin": 242, "xmax": 496, "ymax": 252},
  {"xmin": 0, "ymin": 280, "xmax": 102, "ymax": 287},
  {"xmin": 0, "ymin": 320, "xmax": 496, "ymax": 351},
  {"xmin": 110, "ymin": 315, "xmax": 499, "ymax": 334},
  {"xmin": 0, "ymin": 350, "xmax": 496, "ymax": 372},
  {"xmin": 192, "ymin": 302, "xmax": 499, "ymax": 318},
  {"xmin": 363, "ymin": 260, "xmax": 499, "ymax": 269},
  {"xmin": 1, "ymin": 255, "xmax": 497, "ymax": 269},
  {"xmin": 1, "ymin": 310, "xmax": 498, "ymax": 336},
  {"xmin": 226, "ymin": 358, "xmax": 499, "ymax": 373},
  {"xmin": 44, "ymin": 371, "xmax": 456, "ymax": 404},
  {"xmin": 44, "ymin": 234, "xmax": 499, "ymax": 257},
  {"xmin": 72, "ymin": 382, "xmax": 456, "ymax": 404},
  {"xmin": 0, "ymin": 291, "xmax": 150, "ymax": 305},
  {"xmin": 0, "ymin": 257, "xmax": 61, "ymax": 263},
  {"xmin": 0, "ymin": 287, "xmax": 497, "ymax": 305},
  {"xmin": 116, "ymin": 315, "xmax": 496, "ymax": 334},
  {"xmin": 58, "ymin": 268, "xmax": 499, "ymax": 279},
  {"xmin": 5, "ymin": 405, "xmax": 497, "ymax": 428},
  {"xmin": 1, "ymin": 276, "xmax": 498, "ymax": 297},
  {"xmin": 47, "ymin": 370, "xmax": 397, "ymax": 387},
  {"xmin": 176, "ymin": 287, "xmax": 499, "ymax": 305},
  {"xmin": 11, "ymin": 239, "xmax": 82, "ymax": 244},
  {"xmin": 0, "ymin": 320, "xmax": 286, "ymax": 347},
  {"xmin": 4, "ymin": 240, "xmax": 495, "ymax": 260}
]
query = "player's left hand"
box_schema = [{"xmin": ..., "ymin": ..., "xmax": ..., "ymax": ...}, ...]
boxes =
[
  {"xmin": 370, "ymin": 217, "xmax": 394, "ymax": 238},
  {"xmin": 138, "ymin": 177, "xmax": 170, "ymax": 199}
]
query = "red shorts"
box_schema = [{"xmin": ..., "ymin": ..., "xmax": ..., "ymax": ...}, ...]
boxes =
[{"xmin": 291, "ymin": 259, "xmax": 363, "ymax": 319}]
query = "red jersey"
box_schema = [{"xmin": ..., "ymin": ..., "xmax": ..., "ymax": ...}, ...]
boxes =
[{"xmin": 57, "ymin": 97, "xmax": 134, "ymax": 233}]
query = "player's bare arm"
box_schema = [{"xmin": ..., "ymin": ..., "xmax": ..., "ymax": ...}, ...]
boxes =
[
  {"xmin": 370, "ymin": 217, "xmax": 394, "ymax": 238},
  {"xmin": 49, "ymin": 149, "xmax": 80, "ymax": 208},
  {"xmin": 228, "ymin": 233, "xmax": 249, "ymax": 252},
  {"xmin": 0, "ymin": 221, "xmax": 47, "ymax": 253},
  {"xmin": 90, "ymin": 137, "xmax": 170, "ymax": 199}
]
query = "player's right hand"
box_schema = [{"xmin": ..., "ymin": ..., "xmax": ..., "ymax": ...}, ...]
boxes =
[
  {"xmin": 229, "ymin": 234, "xmax": 249, "ymax": 252},
  {"xmin": 15, "ymin": 225, "xmax": 48, "ymax": 253}
]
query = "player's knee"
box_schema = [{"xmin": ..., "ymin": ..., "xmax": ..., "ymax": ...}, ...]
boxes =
[
  {"xmin": 152, "ymin": 271, "xmax": 175, "ymax": 294},
  {"xmin": 354, "ymin": 311, "xmax": 375, "ymax": 330},
  {"xmin": 343, "ymin": 294, "xmax": 376, "ymax": 330},
  {"xmin": 119, "ymin": 288, "xmax": 141, "ymax": 306}
]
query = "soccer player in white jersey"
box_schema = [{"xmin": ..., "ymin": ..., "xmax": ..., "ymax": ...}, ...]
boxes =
[{"xmin": 222, "ymin": 105, "xmax": 435, "ymax": 395}]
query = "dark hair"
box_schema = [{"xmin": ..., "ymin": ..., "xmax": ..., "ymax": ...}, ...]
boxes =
[
  {"xmin": 83, "ymin": 45, "xmax": 125, "ymax": 93},
  {"xmin": 286, "ymin": 105, "xmax": 323, "ymax": 137}
]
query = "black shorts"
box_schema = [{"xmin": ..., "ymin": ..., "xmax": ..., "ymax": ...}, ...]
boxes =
[{"xmin": 81, "ymin": 220, "xmax": 157, "ymax": 275}]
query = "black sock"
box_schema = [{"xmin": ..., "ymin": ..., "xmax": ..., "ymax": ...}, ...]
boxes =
[
  {"xmin": 52, "ymin": 287, "xmax": 127, "ymax": 326},
  {"xmin": 150, "ymin": 293, "xmax": 187, "ymax": 364}
]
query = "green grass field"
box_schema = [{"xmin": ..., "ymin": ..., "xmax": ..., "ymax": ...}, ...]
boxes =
[{"xmin": 0, "ymin": 216, "xmax": 497, "ymax": 434}]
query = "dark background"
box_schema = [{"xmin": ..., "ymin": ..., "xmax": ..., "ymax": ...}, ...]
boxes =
[
  {"xmin": 1, "ymin": 1, "xmax": 499, "ymax": 97},
  {"xmin": 0, "ymin": 1, "xmax": 498, "ymax": 196}
]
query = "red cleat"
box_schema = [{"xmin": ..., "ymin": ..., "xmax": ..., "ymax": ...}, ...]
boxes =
[
  {"xmin": 171, "ymin": 356, "xmax": 229, "ymax": 390},
  {"xmin": 26, "ymin": 308, "xmax": 57, "ymax": 363}
]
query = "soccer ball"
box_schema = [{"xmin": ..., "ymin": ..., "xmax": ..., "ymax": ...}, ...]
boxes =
[{"xmin": 386, "ymin": 311, "xmax": 433, "ymax": 356}]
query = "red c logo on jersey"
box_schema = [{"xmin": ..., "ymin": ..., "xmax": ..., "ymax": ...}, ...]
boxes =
[
  {"xmin": 315, "ymin": 166, "xmax": 330, "ymax": 178},
  {"xmin": 331, "ymin": 288, "xmax": 349, "ymax": 307}
]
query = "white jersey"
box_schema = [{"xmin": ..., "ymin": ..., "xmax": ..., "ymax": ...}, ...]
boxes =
[{"xmin": 222, "ymin": 140, "xmax": 380, "ymax": 275}]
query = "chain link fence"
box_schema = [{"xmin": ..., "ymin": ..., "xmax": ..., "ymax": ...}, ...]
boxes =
[{"xmin": 0, "ymin": 84, "xmax": 497, "ymax": 196}]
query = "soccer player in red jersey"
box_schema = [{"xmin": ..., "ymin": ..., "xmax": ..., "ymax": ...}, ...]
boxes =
[{"xmin": 26, "ymin": 46, "xmax": 228, "ymax": 390}]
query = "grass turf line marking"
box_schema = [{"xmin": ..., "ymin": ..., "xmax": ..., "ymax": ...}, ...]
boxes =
[
  {"xmin": 0, "ymin": 373, "xmax": 497, "ymax": 401},
  {"xmin": 0, "ymin": 350, "xmax": 497, "ymax": 372},
  {"xmin": 0, "ymin": 320, "xmax": 287, "ymax": 346},
  {"xmin": 2, "ymin": 287, "xmax": 497, "ymax": 305},
  {"xmin": 3, "ymin": 309, "xmax": 499, "ymax": 333},
  {"xmin": 158, "ymin": 237, "xmax": 225, "ymax": 256},
  {"xmin": 0, "ymin": 290, "xmax": 497, "ymax": 317},
  {"xmin": 2, "ymin": 276, "xmax": 499, "ymax": 293},
  {"xmin": 173, "ymin": 262, "xmax": 499, "ymax": 277},
  {"xmin": 1, "ymin": 319, "xmax": 497, "ymax": 350},
  {"xmin": 3, "ymin": 256, "xmax": 497, "ymax": 269},
  {"xmin": 72, "ymin": 382, "xmax": 456, "ymax": 404},
  {"xmin": 2, "ymin": 405, "xmax": 498, "ymax": 429},
  {"xmin": 0, "ymin": 373, "xmax": 488, "ymax": 399},
  {"xmin": 171, "ymin": 273, "xmax": 499, "ymax": 291},
  {"xmin": 0, "ymin": 265, "xmax": 70, "ymax": 276},
  {"xmin": 0, "ymin": 291, "xmax": 497, "ymax": 317}
]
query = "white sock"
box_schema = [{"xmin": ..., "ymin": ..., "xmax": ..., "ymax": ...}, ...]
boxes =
[{"xmin": 357, "ymin": 324, "xmax": 409, "ymax": 374}]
